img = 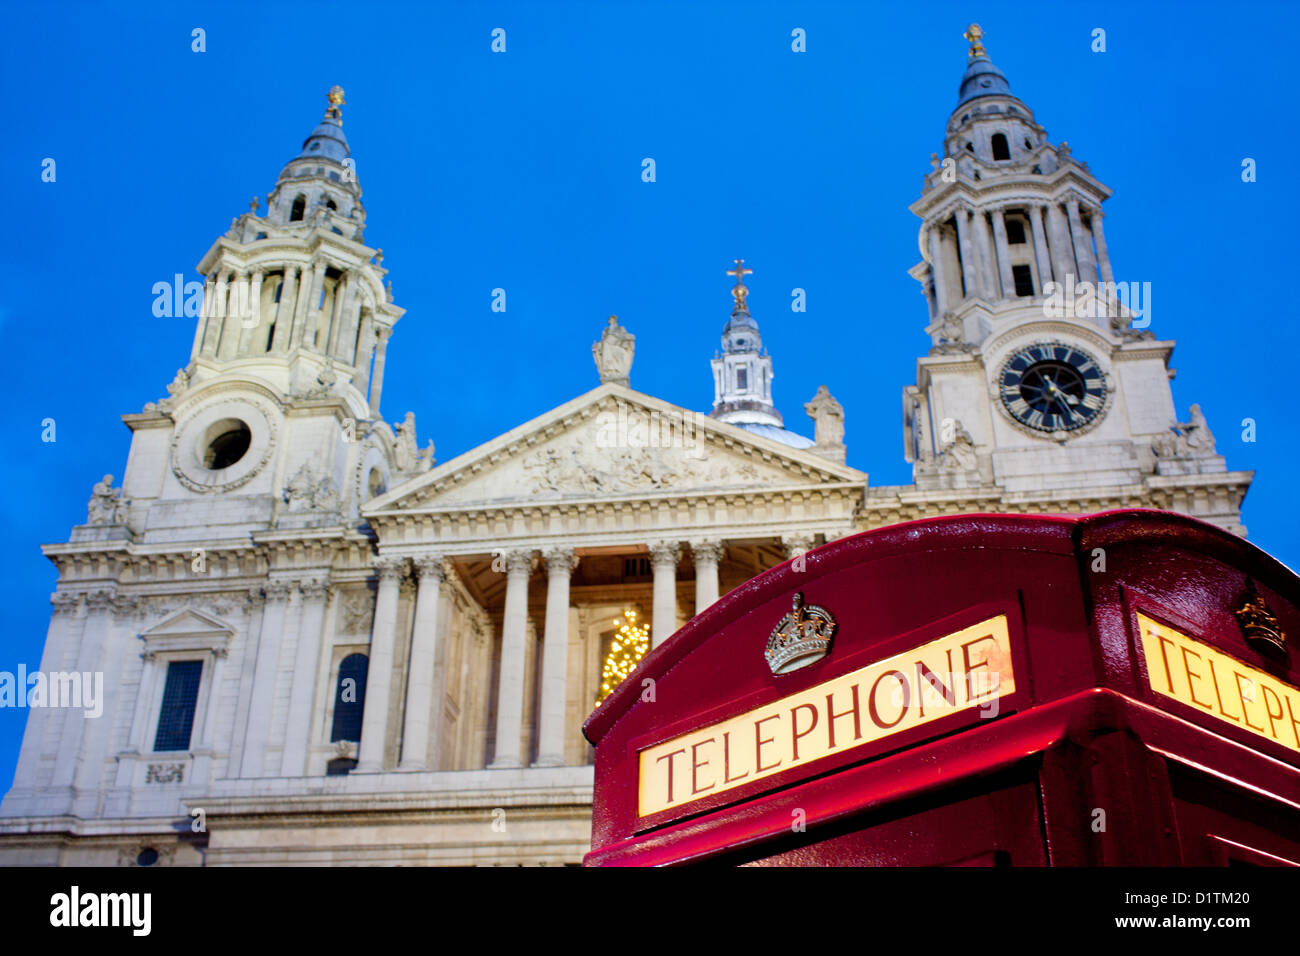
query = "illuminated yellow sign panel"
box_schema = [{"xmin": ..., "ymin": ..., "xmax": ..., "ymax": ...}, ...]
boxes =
[
  {"xmin": 638, "ymin": 616, "xmax": 1015, "ymax": 817},
  {"xmin": 1138, "ymin": 613, "xmax": 1300, "ymax": 754}
]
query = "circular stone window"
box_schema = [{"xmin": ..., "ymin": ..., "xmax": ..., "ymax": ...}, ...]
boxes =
[
  {"xmin": 171, "ymin": 396, "xmax": 278, "ymax": 493},
  {"xmin": 202, "ymin": 419, "xmax": 252, "ymax": 470},
  {"xmin": 137, "ymin": 848, "xmax": 159, "ymax": 867}
]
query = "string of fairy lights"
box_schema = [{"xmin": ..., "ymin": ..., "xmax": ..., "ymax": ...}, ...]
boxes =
[{"xmin": 594, "ymin": 608, "xmax": 650, "ymax": 706}]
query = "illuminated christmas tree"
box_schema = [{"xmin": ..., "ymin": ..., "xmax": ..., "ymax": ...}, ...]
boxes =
[{"xmin": 594, "ymin": 608, "xmax": 650, "ymax": 706}]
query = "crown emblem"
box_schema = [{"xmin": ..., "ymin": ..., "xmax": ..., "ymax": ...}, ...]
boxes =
[
  {"xmin": 765, "ymin": 593, "xmax": 837, "ymax": 675},
  {"xmin": 1235, "ymin": 586, "xmax": 1288, "ymax": 660}
]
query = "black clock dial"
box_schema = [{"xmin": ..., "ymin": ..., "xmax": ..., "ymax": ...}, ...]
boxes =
[{"xmin": 999, "ymin": 343, "xmax": 1106, "ymax": 432}]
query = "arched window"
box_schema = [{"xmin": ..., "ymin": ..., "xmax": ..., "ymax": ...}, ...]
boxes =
[
  {"xmin": 965, "ymin": 142, "xmax": 974, "ymax": 152},
  {"xmin": 325, "ymin": 198, "xmax": 337, "ymax": 211},
  {"xmin": 289, "ymin": 195, "xmax": 306, "ymax": 222},
  {"xmin": 330, "ymin": 653, "xmax": 369, "ymax": 743},
  {"xmin": 736, "ymin": 367, "xmax": 748, "ymax": 391},
  {"xmin": 991, "ymin": 133, "xmax": 1010, "ymax": 161}
]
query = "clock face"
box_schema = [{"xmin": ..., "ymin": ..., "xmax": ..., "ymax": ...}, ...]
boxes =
[{"xmin": 999, "ymin": 343, "xmax": 1106, "ymax": 433}]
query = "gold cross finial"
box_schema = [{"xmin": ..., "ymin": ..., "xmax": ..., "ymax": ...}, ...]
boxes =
[
  {"xmin": 325, "ymin": 85, "xmax": 346, "ymax": 124},
  {"xmin": 964, "ymin": 23, "xmax": 986, "ymax": 58},
  {"xmin": 727, "ymin": 258, "xmax": 753, "ymax": 313}
]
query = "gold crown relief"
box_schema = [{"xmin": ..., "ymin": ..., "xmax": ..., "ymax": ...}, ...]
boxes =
[
  {"xmin": 765, "ymin": 592, "xmax": 837, "ymax": 675},
  {"xmin": 1235, "ymin": 585, "xmax": 1288, "ymax": 660}
]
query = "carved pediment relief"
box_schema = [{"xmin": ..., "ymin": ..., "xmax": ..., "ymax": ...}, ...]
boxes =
[{"xmin": 367, "ymin": 386, "xmax": 864, "ymax": 514}]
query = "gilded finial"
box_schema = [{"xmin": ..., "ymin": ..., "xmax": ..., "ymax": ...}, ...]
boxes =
[
  {"xmin": 1236, "ymin": 585, "xmax": 1288, "ymax": 659},
  {"xmin": 964, "ymin": 23, "xmax": 986, "ymax": 58},
  {"xmin": 726, "ymin": 258, "xmax": 753, "ymax": 314},
  {"xmin": 325, "ymin": 85, "xmax": 346, "ymax": 124}
]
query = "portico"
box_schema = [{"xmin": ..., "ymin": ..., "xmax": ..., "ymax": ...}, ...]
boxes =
[{"xmin": 359, "ymin": 383, "xmax": 865, "ymax": 774}]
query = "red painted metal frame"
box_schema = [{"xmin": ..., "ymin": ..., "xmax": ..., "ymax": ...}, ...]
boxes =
[{"xmin": 583, "ymin": 510, "xmax": 1300, "ymax": 866}]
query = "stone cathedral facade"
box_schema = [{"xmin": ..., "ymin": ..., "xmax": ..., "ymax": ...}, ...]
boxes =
[{"xmin": 0, "ymin": 32, "xmax": 1251, "ymax": 865}]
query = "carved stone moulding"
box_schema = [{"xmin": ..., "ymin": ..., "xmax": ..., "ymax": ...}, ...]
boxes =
[{"xmin": 170, "ymin": 394, "xmax": 279, "ymax": 493}]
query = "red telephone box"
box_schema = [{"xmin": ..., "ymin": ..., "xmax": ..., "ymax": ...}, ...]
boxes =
[{"xmin": 583, "ymin": 510, "xmax": 1300, "ymax": 866}]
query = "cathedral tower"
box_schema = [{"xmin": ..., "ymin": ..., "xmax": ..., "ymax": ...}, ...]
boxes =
[{"xmin": 895, "ymin": 26, "xmax": 1250, "ymax": 534}]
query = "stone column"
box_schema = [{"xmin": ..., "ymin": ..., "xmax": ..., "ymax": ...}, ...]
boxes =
[
  {"xmin": 954, "ymin": 208, "xmax": 979, "ymax": 300},
  {"xmin": 192, "ymin": 275, "xmax": 216, "ymax": 360},
  {"xmin": 649, "ymin": 542, "xmax": 681, "ymax": 649},
  {"xmin": 204, "ymin": 269, "xmax": 231, "ymax": 356},
  {"xmin": 1046, "ymin": 202, "xmax": 1077, "ymax": 284},
  {"xmin": 534, "ymin": 548, "xmax": 577, "ymax": 767},
  {"xmin": 398, "ymin": 557, "xmax": 447, "ymax": 771},
  {"xmin": 271, "ymin": 265, "xmax": 298, "ymax": 353},
  {"xmin": 1066, "ymin": 198, "xmax": 1098, "ymax": 283},
  {"xmin": 369, "ymin": 325, "xmax": 392, "ymax": 415},
  {"xmin": 279, "ymin": 577, "xmax": 330, "ymax": 777},
  {"xmin": 356, "ymin": 557, "xmax": 405, "ymax": 772},
  {"xmin": 927, "ymin": 227, "xmax": 949, "ymax": 315},
  {"xmin": 973, "ymin": 210, "xmax": 996, "ymax": 300},
  {"xmin": 1028, "ymin": 205, "xmax": 1053, "ymax": 292},
  {"xmin": 218, "ymin": 271, "xmax": 247, "ymax": 360},
  {"xmin": 489, "ymin": 550, "xmax": 534, "ymax": 768},
  {"xmin": 691, "ymin": 541, "xmax": 723, "ymax": 615},
  {"xmin": 990, "ymin": 209, "xmax": 1016, "ymax": 299},
  {"xmin": 239, "ymin": 580, "xmax": 294, "ymax": 778},
  {"xmin": 1090, "ymin": 207, "xmax": 1115, "ymax": 284},
  {"xmin": 351, "ymin": 310, "xmax": 374, "ymax": 381},
  {"xmin": 294, "ymin": 260, "xmax": 325, "ymax": 350},
  {"xmin": 782, "ymin": 533, "xmax": 816, "ymax": 562}
]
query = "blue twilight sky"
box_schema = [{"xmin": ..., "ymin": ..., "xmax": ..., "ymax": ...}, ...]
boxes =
[{"xmin": 1, "ymin": 0, "xmax": 1297, "ymax": 790}]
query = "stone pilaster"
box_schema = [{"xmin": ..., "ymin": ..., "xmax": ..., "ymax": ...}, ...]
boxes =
[
  {"xmin": 356, "ymin": 557, "xmax": 405, "ymax": 772},
  {"xmin": 239, "ymin": 580, "xmax": 294, "ymax": 777},
  {"xmin": 280, "ymin": 576, "xmax": 331, "ymax": 777}
]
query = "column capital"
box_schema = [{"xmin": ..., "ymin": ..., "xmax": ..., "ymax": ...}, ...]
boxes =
[
  {"xmin": 781, "ymin": 533, "xmax": 816, "ymax": 557},
  {"xmin": 50, "ymin": 591, "xmax": 82, "ymax": 616},
  {"xmin": 543, "ymin": 547, "xmax": 579, "ymax": 576},
  {"xmin": 298, "ymin": 576, "xmax": 331, "ymax": 600},
  {"xmin": 503, "ymin": 549, "xmax": 536, "ymax": 576},
  {"xmin": 263, "ymin": 580, "xmax": 294, "ymax": 603},
  {"xmin": 648, "ymin": 541, "xmax": 681, "ymax": 567},
  {"xmin": 84, "ymin": 588, "xmax": 116, "ymax": 611},
  {"xmin": 413, "ymin": 555, "xmax": 447, "ymax": 583},
  {"xmin": 373, "ymin": 556, "xmax": 406, "ymax": 582},
  {"xmin": 689, "ymin": 540, "xmax": 724, "ymax": 565}
]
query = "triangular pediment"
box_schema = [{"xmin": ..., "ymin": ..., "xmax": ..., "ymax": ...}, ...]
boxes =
[
  {"xmin": 367, "ymin": 384, "xmax": 865, "ymax": 513},
  {"xmin": 141, "ymin": 608, "xmax": 236, "ymax": 638}
]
